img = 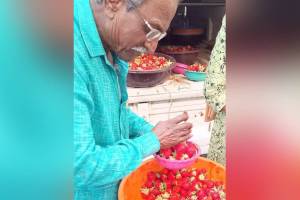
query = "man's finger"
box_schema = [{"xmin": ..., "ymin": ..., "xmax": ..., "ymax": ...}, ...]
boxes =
[
  {"xmin": 172, "ymin": 122, "xmax": 193, "ymax": 132},
  {"xmin": 179, "ymin": 134, "xmax": 193, "ymax": 143},
  {"xmin": 177, "ymin": 129, "xmax": 192, "ymax": 137},
  {"xmin": 168, "ymin": 112, "xmax": 189, "ymax": 124}
]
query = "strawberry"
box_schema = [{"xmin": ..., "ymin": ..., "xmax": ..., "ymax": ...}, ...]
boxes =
[
  {"xmin": 197, "ymin": 189, "xmax": 206, "ymax": 199},
  {"xmin": 180, "ymin": 189, "xmax": 188, "ymax": 197},
  {"xmin": 181, "ymin": 170, "xmax": 189, "ymax": 178},
  {"xmin": 147, "ymin": 172, "xmax": 156, "ymax": 182},
  {"xmin": 167, "ymin": 173, "xmax": 176, "ymax": 182},
  {"xmin": 141, "ymin": 168, "xmax": 225, "ymax": 200},
  {"xmin": 161, "ymin": 168, "xmax": 169, "ymax": 175},
  {"xmin": 169, "ymin": 194, "xmax": 180, "ymax": 200},
  {"xmin": 210, "ymin": 192, "xmax": 221, "ymax": 200},
  {"xmin": 182, "ymin": 182, "xmax": 190, "ymax": 191},
  {"xmin": 145, "ymin": 194, "xmax": 156, "ymax": 200},
  {"xmin": 206, "ymin": 180, "xmax": 215, "ymax": 189},
  {"xmin": 173, "ymin": 142, "xmax": 186, "ymax": 154},
  {"xmin": 151, "ymin": 188, "xmax": 160, "ymax": 196},
  {"xmin": 165, "ymin": 180, "xmax": 172, "ymax": 189},
  {"xmin": 160, "ymin": 148, "xmax": 172, "ymax": 159},
  {"xmin": 173, "ymin": 186, "xmax": 181, "ymax": 193},
  {"xmin": 154, "ymin": 181, "xmax": 161, "ymax": 190},
  {"xmin": 161, "ymin": 175, "xmax": 168, "ymax": 182},
  {"xmin": 145, "ymin": 180, "xmax": 153, "ymax": 188},
  {"xmin": 186, "ymin": 142, "xmax": 197, "ymax": 158},
  {"xmin": 200, "ymin": 168, "xmax": 207, "ymax": 174}
]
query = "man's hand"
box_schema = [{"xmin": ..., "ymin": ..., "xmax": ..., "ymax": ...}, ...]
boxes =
[{"xmin": 152, "ymin": 112, "xmax": 193, "ymax": 149}]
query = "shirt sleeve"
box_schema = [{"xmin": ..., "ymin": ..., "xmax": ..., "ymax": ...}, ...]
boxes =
[
  {"xmin": 126, "ymin": 108, "xmax": 156, "ymax": 139},
  {"xmin": 204, "ymin": 16, "xmax": 226, "ymax": 113},
  {"xmin": 74, "ymin": 72, "xmax": 160, "ymax": 187}
]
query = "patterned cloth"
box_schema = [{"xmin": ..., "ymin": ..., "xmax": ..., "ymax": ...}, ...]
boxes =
[
  {"xmin": 204, "ymin": 16, "xmax": 226, "ymax": 166},
  {"xmin": 74, "ymin": 1, "xmax": 160, "ymax": 199}
]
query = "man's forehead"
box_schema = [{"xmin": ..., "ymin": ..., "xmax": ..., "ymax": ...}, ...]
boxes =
[{"xmin": 139, "ymin": 0, "xmax": 178, "ymax": 30}]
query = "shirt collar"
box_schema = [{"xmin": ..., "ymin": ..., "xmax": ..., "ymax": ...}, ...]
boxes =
[{"xmin": 77, "ymin": 0, "xmax": 105, "ymax": 57}]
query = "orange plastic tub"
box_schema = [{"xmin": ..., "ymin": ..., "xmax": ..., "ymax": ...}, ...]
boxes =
[{"xmin": 118, "ymin": 157, "xmax": 225, "ymax": 200}]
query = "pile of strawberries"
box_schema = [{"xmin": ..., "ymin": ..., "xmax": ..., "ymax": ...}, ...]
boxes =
[
  {"xmin": 140, "ymin": 168, "xmax": 225, "ymax": 200},
  {"xmin": 129, "ymin": 54, "xmax": 173, "ymax": 71},
  {"xmin": 187, "ymin": 63, "xmax": 207, "ymax": 72},
  {"xmin": 161, "ymin": 45, "xmax": 197, "ymax": 53},
  {"xmin": 158, "ymin": 142, "xmax": 198, "ymax": 161}
]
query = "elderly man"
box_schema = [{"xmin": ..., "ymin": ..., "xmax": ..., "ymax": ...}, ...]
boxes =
[{"xmin": 74, "ymin": 0, "xmax": 191, "ymax": 199}]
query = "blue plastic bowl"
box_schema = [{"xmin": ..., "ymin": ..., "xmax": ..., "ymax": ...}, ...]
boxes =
[{"xmin": 185, "ymin": 70, "xmax": 207, "ymax": 81}]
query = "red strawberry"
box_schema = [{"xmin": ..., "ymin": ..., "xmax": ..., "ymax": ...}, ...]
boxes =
[
  {"xmin": 160, "ymin": 148, "xmax": 172, "ymax": 159},
  {"xmin": 145, "ymin": 180, "xmax": 152, "ymax": 188},
  {"xmin": 180, "ymin": 189, "xmax": 188, "ymax": 197},
  {"xmin": 182, "ymin": 182, "xmax": 190, "ymax": 191},
  {"xmin": 176, "ymin": 179, "xmax": 184, "ymax": 186},
  {"xmin": 210, "ymin": 192, "xmax": 220, "ymax": 200},
  {"xmin": 154, "ymin": 181, "xmax": 161, "ymax": 189},
  {"xmin": 169, "ymin": 194, "xmax": 180, "ymax": 200},
  {"xmin": 161, "ymin": 168, "xmax": 169, "ymax": 175},
  {"xmin": 171, "ymin": 179, "xmax": 177, "ymax": 186},
  {"xmin": 161, "ymin": 174, "xmax": 168, "ymax": 182},
  {"xmin": 147, "ymin": 172, "xmax": 156, "ymax": 181},
  {"xmin": 165, "ymin": 180, "xmax": 172, "ymax": 189},
  {"xmin": 206, "ymin": 180, "xmax": 215, "ymax": 189},
  {"xmin": 175, "ymin": 152, "xmax": 183, "ymax": 160},
  {"xmin": 173, "ymin": 186, "xmax": 181, "ymax": 193},
  {"xmin": 182, "ymin": 177, "xmax": 190, "ymax": 184},
  {"xmin": 200, "ymin": 168, "xmax": 207, "ymax": 174},
  {"xmin": 169, "ymin": 169, "xmax": 178, "ymax": 175},
  {"xmin": 151, "ymin": 188, "xmax": 160, "ymax": 196},
  {"xmin": 197, "ymin": 190, "xmax": 206, "ymax": 199},
  {"xmin": 145, "ymin": 194, "xmax": 156, "ymax": 200},
  {"xmin": 167, "ymin": 173, "xmax": 176, "ymax": 181},
  {"xmin": 181, "ymin": 170, "xmax": 189, "ymax": 178},
  {"xmin": 186, "ymin": 142, "xmax": 197, "ymax": 158},
  {"xmin": 173, "ymin": 142, "xmax": 186, "ymax": 154},
  {"xmin": 215, "ymin": 181, "xmax": 223, "ymax": 187}
]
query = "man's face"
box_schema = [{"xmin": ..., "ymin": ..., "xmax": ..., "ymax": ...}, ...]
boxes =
[{"xmin": 107, "ymin": 0, "xmax": 178, "ymax": 61}]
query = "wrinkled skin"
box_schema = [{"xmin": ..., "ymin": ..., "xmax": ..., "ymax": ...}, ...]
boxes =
[
  {"xmin": 91, "ymin": 0, "xmax": 192, "ymax": 149},
  {"xmin": 91, "ymin": 0, "xmax": 178, "ymax": 61},
  {"xmin": 152, "ymin": 112, "xmax": 193, "ymax": 149}
]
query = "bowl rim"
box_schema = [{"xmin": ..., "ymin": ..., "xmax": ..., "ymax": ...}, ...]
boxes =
[
  {"xmin": 128, "ymin": 53, "xmax": 176, "ymax": 74},
  {"xmin": 185, "ymin": 70, "xmax": 207, "ymax": 74}
]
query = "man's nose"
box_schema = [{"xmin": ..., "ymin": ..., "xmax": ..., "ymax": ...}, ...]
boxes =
[{"xmin": 144, "ymin": 40, "xmax": 159, "ymax": 53}]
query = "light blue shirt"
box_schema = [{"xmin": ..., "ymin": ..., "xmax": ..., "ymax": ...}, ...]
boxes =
[{"xmin": 74, "ymin": 0, "xmax": 160, "ymax": 199}]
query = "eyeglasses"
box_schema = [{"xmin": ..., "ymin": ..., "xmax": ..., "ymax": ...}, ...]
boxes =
[
  {"xmin": 127, "ymin": 0, "xmax": 167, "ymax": 42},
  {"xmin": 143, "ymin": 19, "xmax": 167, "ymax": 41}
]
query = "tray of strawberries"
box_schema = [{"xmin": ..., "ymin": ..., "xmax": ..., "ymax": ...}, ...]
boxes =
[
  {"xmin": 185, "ymin": 63, "xmax": 208, "ymax": 82},
  {"xmin": 118, "ymin": 157, "xmax": 226, "ymax": 200},
  {"xmin": 129, "ymin": 53, "xmax": 175, "ymax": 72},
  {"xmin": 186, "ymin": 63, "xmax": 207, "ymax": 72},
  {"xmin": 127, "ymin": 53, "xmax": 176, "ymax": 88},
  {"xmin": 159, "ymin": 45, "xmax": 199, "ymax": 54}
]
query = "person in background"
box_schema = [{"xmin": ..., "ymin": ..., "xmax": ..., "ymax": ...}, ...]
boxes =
[
  {"xmin": 204, "ymin": 16, "xmax": 226, "ymax": 166},
  {"xmin": 74, "ymin": 0, "xmax": 191, "ymax": 199}
]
